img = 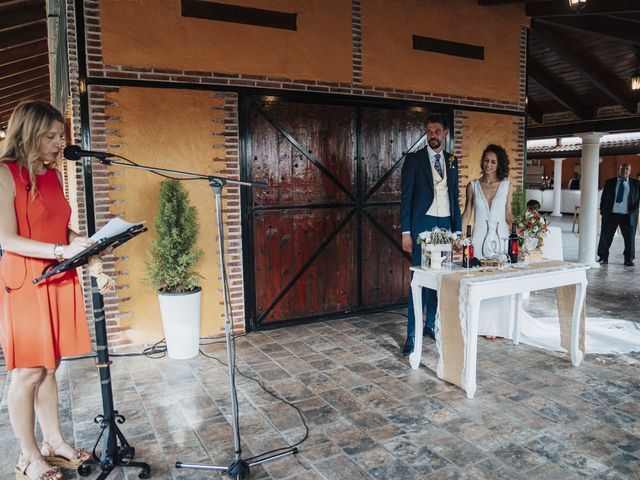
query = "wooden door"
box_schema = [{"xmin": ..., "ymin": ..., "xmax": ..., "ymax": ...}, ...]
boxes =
[{"xmin": 246, "ymin": 97, "xmax": 429, "ymax": 327}]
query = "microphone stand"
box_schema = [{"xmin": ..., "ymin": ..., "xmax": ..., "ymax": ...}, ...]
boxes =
[{"xmin": 82, "ymin": 156, "xmax": 298, "ymax": 479}]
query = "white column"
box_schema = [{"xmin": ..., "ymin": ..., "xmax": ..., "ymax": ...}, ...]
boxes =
[
  {"xmin": 551, "ymin": 157, "xmax": 564, "ymax": 217},
  {"xmin": 576, "ymin": 132, "xmax": 605, "ymax": 266}
]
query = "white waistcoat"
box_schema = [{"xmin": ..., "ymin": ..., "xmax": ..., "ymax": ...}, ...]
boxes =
[{"xmin": 426, "ymin": 158, "xmax": 451, "ymax": 217}]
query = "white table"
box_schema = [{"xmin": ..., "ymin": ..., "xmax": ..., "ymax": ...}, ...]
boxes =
[{"xmin": 409, "ymin": 263, "xmax": 589, "ymax": 398}]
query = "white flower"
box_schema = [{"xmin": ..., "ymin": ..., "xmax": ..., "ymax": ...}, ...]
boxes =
[{"xmin": 418, "ymin": 231, "xmax": 431, "ymax": 243}]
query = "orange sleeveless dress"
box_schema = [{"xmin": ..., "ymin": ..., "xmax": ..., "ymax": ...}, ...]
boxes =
[{"xmin": 0, "ymin": 162, "xmax": 92, "ymax": 370}]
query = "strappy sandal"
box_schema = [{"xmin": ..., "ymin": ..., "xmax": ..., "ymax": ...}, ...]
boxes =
[
  {"xmin": 40, "ymin": 441, "xmax": 89, "ymax": 469},
  {"xmin": 15, "ymin": 453, "xmax": 62, "ymax": 480}
]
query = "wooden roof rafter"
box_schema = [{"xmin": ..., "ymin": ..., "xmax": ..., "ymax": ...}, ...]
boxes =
[
  {"xmin": 0, "ymin": 0, "xmax": 49, "ymax": 131},
  {"xmin": 535, "ymin": 15, "xmax": 640, "ymax": 46},
  {"xmin": 526, "ymin": 0, "xmax": 640, "ymax": 17},
  {"xmin": 531, "ymin": 21, "xmax": 637, "ymax": 114},
  {"xmin": 527, "ymin": 60, "xmax": 593, "ymax": 119}
]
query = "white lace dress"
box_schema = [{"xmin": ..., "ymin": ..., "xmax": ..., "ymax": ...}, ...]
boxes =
[{"xmin": 471, "ymin": 179, "xmax": 512, "ymax": 338}]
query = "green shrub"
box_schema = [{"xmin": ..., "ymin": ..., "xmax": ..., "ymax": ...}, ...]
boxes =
[
  {"xmin": 511, "ymin": 184, "xmax": 526, "ymax": 221},
  {"xmin": 146, "ymin": 179, "xmax": 203, "ymax": 293}
]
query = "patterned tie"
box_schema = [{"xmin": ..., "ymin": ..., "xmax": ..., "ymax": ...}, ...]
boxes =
[
  {"xmin": 434, "ymin": 153, "xmax": 443, "ymax": 178},
  {"xmin": 616, "ymin": 178, "xmax": 626, "ymax": 204}
]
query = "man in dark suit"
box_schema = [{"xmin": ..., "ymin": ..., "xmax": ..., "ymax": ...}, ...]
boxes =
[
  {"xmin": 400, "ymin": 114, "xmax": 461, "ymax": 356},
  {"xmin": 568, "ymin": 172, "xmax": 580, "ymax": 190},
  {"xmin": 597, "ymin": 163, "xmax": 639, "ymax": 266}
]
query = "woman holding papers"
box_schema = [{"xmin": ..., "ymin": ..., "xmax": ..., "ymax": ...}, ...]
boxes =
[{"xmin": 0, "ymin": 102, "xmax": 92, "ymax": 479}]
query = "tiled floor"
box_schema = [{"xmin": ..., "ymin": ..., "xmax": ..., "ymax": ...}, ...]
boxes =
[{"xmin": 1, "ymin": 216, "xmax": 638, "ymax": 480}]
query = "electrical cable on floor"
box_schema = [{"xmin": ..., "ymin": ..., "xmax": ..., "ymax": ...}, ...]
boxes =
[
  {"xmin": 0, "ymin": 255, "xmax": 309, "ymax": 461},
  {"xmin": 199, "ymin": 348, "xmax": 310, "ymax": 462}
]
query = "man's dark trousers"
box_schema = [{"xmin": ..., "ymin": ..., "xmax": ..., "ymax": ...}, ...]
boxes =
[
  {"xmin": 597, "ymin": 213, "xmax": 636, "ymax": 262},
  {"xmin": 406, "ymin": 215, "xmax": 452, "ymax": 340}
]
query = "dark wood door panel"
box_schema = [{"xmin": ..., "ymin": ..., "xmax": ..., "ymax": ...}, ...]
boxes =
[
  {"xmin": 254, "ymin": 208, "xmax": 356, "ymax": 324},
  {"xmin": 246, "ymin": 97, "xmax": 437, "ymax": 328},
  {"xmin": 362, "ymin": 207, "xmax": 410, "ymax": 307},
  {"xmin": 361, "ymin": 108, "xmax": 427, "ymax": 203},
  {"xmin": 251, "ymin": 101, "xmax": 357, "ymax": 207}
]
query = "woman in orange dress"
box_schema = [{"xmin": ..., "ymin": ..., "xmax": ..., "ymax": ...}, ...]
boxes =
[{"xmin": 0, "ymin": 102, "xmax": 93, "ymax": 479}]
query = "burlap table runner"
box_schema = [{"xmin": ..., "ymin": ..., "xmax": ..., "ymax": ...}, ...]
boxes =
[{"xmin": 437, "ymin": 260, "xmax": 586, "ymax": 391}]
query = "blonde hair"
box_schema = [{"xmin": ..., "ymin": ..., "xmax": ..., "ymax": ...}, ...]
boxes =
[{"xmin": 0, "ymin": 101, "xmax": 64, "ymax": 194}]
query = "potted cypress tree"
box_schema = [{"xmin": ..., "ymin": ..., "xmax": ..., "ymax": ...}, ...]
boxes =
[{"xmin": 146, "ymin": 179, "xmax": 204, "ymax": 359}]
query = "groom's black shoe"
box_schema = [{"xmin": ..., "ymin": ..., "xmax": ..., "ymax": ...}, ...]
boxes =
[
  {"xmin": 597, "ymin": 257, "xmax": 608, "ymax": 265},
  {"xmin": 624, "ymin": 260, "xmax": 635, "ymax": 266},
  {"xmin": 402, "ymin": 337, "xmax": 415, "ymax": 356},
  {"xmin": 423, "ymin": 326, "xmax": 435, "ymax": 340}
]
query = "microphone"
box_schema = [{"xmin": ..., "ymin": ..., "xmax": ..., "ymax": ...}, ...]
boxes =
[{"xmin": 63, "ymin": 145, "xmax": 114, "ymax": 160}]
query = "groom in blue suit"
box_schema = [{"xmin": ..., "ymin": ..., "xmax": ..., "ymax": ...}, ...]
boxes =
[{"xmin": 400, "ymin": 114, "xmax": 461, "ymax": 356}]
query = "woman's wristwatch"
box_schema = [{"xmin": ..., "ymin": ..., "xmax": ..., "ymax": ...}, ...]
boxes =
[{"xmin": 53, "ymin": 243, "xmax": 65, "ymax": 262}]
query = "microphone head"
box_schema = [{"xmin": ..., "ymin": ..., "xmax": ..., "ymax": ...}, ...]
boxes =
[{"xmin": 63, "ymin": 145, "xmax": 82, "ymax": 161}]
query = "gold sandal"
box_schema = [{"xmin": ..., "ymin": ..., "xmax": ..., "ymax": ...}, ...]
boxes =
[
  {"xmin": 15, "ymin": 453, "xmax": 61, "ymax": 480},
  {"xmin": 40, "ymin": 441, "xmax": 89, "ymax": 469}
]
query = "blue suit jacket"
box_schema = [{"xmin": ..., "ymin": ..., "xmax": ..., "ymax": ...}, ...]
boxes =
[{"xmin": 400, "ymin": 146, "xmax": 462, "ymax": 236}]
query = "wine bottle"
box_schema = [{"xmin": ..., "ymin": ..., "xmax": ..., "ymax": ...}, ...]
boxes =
[
  {"xmin": 508, "ymin": 222, "xmax": 519, "ymax": 264},
  {"xmin": 463, "ymin": 225, "xmax": 474, "ymax": 267}
]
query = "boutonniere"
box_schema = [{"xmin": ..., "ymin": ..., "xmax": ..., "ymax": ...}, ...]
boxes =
[{"xmin": 447, "ymin": 155, "xmax": 456, "ymax": 169}]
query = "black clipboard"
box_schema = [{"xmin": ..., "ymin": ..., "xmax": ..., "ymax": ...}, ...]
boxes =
[{"xmin": 33, "ymin": 223, "xmax": 147, "ymax": 284}]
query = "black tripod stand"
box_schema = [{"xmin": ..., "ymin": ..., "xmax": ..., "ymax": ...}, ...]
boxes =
[
  {"xmin": 58, "ymin": 148, "xmax": 152, "ymax": 478},
  {"xmin": 175, "ymin": 178, "xmax": 299, "ymax": 478},
  {"xmin": 34, "ymin": 224, "xmax": 149, "ymax": 479},
  {"xmin": 80, "ymin": 278, "xmax": 152, "ymax": 478}
]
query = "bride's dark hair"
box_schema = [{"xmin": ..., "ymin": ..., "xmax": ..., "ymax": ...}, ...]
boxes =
[{"xmin": 481, "ymin": 144, "xmax": 509, "ymax": 180}]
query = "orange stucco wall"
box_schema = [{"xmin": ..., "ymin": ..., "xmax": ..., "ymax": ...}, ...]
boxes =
[
  {"xmin": 100, "ymin": 0, "xmax": 353, "ymax": 83},
  {"xmin": 103, "ymin": 87, "xmax": 225, "ymax": 344},
  {"xmin": 457, "ymin": 111, "xmax": 522, "ymax": 222},
  {"xmin": 460, "ymin": 111, "xmax": 521, "ymax": 184},
  {"xmin": 362, "ymin": 0, "xmax": 527, "ymax": 102},
  {"xmin": 100, "ymin": 0, "xmax": 527, "ymax": 103}
]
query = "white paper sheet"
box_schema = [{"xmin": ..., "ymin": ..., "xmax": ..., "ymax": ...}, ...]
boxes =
[{"xmin": 90, "ymin": 217, "xmax": 144, "ymax": 241}]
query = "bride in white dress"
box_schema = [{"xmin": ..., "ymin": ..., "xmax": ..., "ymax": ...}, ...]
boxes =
[{"xmin": 461, "ymin": 144, "xmax": 514, "ymax": 338}]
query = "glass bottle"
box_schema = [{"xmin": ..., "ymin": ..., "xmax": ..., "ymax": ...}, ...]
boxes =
[
  {"xmin": 462, "ymin": 225, "xmax": 474, "ymax": 268},
  {"xmin": 508, "ymin": 222, "xmax": 519, "ymax": 264}
]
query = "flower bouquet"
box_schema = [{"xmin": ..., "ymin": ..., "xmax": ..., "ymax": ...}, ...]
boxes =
[
  {"xmin": 515, "ymin": 209, "xmax": 549, "ymax": 249},
  {"xmin": 417, "ymin": 227, "xmax": 460, "ymax": 270},
  {"xmin": 515, "ymin": 209, "xmax": 548, "ymax": 263}
]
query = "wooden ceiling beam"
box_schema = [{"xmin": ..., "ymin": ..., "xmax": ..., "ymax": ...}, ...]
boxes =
[
  {"xmin": 0, "ymin": 40, "xmax": 48, "ymax": 66},
  {"xmin": 0, "ymin": 65, "xmax": 49, "ymax": 90},
  {"xmin": 606, "ymin": 13, "xmax": 640, "ymax": 24},
  {"xmin": 0, "ymin": 83, "xmax": 50, "ymax": 103},
  {"xmin": 537, "ymin": 16, "xmax": 640, "ymax": 46},
  {"xmin": 527, "ymin": 0, "xmax": 640, "ymax": 17},
  {"xmin": 528, "ymin": 61, "xmax": 593, "ymax": 119},
  {"xmin": 0, "ymin": 22, "xmax": 47, "ymax": 51},
  {"xmin": 528, "ymin": 116, "xmax": 640, "ymax": 139},
  {"xmin": 1, "ymin": 52, "xmax": 48, "ymax": 77},
  {"xmin": 531, "ymin": 22, "xmax": 637, "ymax": 113},
  {"xmin": 478, "ymin": 0, "xmax": 529, "ymax": 4},
  {"xmin": 0, "ymin": 2, "xmax": 45, "ymax": 31}
]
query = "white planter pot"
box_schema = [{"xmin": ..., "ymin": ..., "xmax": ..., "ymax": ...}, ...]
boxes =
[{"xmin": 158, "ymin": 287, "xmax": 202, "ymax": 360}]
